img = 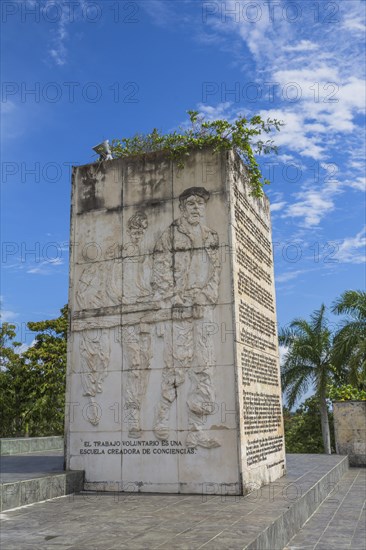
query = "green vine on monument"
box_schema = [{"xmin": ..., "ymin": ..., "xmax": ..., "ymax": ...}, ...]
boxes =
[{"xmin": 111, "ymin": 111, "xmax": 283, "ymax": 197}]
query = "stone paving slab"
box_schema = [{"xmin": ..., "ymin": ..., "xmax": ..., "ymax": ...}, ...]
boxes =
[
  {"xmin": 285, "ymin": 468, "xmax": 366, "ymax": 550},
  {"xmin": 0, "ymin": 454, "xmax": 350, "ymax": 549}
]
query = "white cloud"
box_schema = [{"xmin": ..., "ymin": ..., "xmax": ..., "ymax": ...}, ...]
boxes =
[
  {"xmin": 196, "ymin": 102, "xmax": 233, "ymax": 120},
  {"xmin": 283, "ymin": 190, "xmax": 336, "ymax": 227},
  {"xmin": 48, "ymin": 5, "xmax": 70, "ymax": 66},
  {"xmin": 0, "ymin": 309, "xmax": 18, "ymax": 322},
  {"xmin": 282, "ymin": 40, "xmax": 318, "ymax": 52},
  {"xmin": 342, "ymin": 2, "xmax": 366, "ymax": 35},
  {"xmin": 260, "ymin": 109, "xmax": 325, "ymax": 160},
  {"xmin": 14, "ymin": 340, "xmax": 36, "ymax": 355},
  {"xmin": 197, "ymin": 0, "xmax": 365, "ymax": 229},
  {"xmin": 46, "ymin": 0, "xmax": 91, "ymax": 66},
  {"xmin": 0, "ymin": 296, "xmax": 18, "ymax": 322},
  {"xmin": 336, "ymin": 226, "xmax": 366, "ymax": 264},
  {"xmin": 343, "ymin": 176, "xmax": 366, "ymax": 193},
  {"xmin": 276, "ymin": 269, "xmax": 307, "ymax": 283},
  {"xmin": 270, "ymin": 201, "xmax": 286, "ymax": 212},
  {"xmin": 277, "ymin": 154, "xmax": 296, "ymax": 163},
  {"xmin": 141, "ymin": 0, "xmax": 175, "ymax": 26},
  {"xmin": 27, "ymin": 257, "xmax": 64, "ymax": 275}
]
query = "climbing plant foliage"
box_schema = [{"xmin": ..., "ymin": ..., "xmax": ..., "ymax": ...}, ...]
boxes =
[{"xmin": 111, "ymin": 111, "xmax": 283, "ymax": 197}]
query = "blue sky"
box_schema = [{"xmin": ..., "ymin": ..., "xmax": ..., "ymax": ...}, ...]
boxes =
[{"xmin": 1, "ymin": 0, "xmax": 365, "ymax": 353}]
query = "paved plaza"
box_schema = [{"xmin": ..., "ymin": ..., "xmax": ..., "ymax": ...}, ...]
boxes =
[
  {"xmin": 286, "ymin": 468, "xmax": 365, "ymax": 550},
  {"xmin": 1, "ymin": 454, "xmax": 365, "ymax": 549}
]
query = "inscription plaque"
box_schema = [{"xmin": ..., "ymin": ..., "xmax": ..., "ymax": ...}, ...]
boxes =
[{"xmin": 228, "ymin": 151, "xmax": 285, "ymax": 488}]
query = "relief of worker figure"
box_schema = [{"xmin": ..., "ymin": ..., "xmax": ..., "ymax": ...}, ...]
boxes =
[
  {"xmin": 76, "ymin": 263, "xmax": 105, "ymax": 310},
  {"xmin": 107, "ymin": 211, "xmax": 151, "ymax": 305},
  {"xmin": 118, "ymin": 212, "xmax": 153, "ymax": 439},
  {"xmin": 79, "ymin": 328, "xmax": 110, "ymax": 426},
  {"xmin": 151, "ymin": 187, "xmax": 221, "ymax": 448}
]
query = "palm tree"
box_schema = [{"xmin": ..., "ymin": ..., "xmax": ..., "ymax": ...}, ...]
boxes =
[
  {"xmin": 331, "ymin": 290, "xmax": 366, "ymax": 389},
  {"xmin": 279, "ymin": 305, "xmax": 334, "ymax": 454}
]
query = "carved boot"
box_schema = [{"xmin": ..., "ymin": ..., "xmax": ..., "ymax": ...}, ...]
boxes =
[
  {"xmin": 186, "ymin": 412, "xmax": 220, "ymax": 449},
  {"xmin": 127, "ymin": 407, "xmax": 142, "ymax": 439},
  {"xmin": 186, "ymin": 430, "xmax": 220, "ymax": 449},
  {"xmin": 153, "ymin": 400, "xmax": 171, "ymax": 441}
]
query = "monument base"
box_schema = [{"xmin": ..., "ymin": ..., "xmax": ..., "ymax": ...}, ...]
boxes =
[{"xmin": 2, "ymin": 454, "xmax": 354, "ymax": 550}]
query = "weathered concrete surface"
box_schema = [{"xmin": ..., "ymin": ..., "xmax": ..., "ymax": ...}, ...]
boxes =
[
  {"xmin": 66, "ymin": 148, "xmax": 285, "ymax": 494},
  {"xmin": 0, "ymin": 455, "xmax": 349, "ymax": 549},
  {"xmin": 0, "ymin": 451, "xmax": 83, "ymax": 512},
  {"xmin": 333, "ymin": 401, "xmax": 366, "ymax": 466},
  {"xmin": 0, "ymin": 437, "xmax": 64, "ymax": 456}
]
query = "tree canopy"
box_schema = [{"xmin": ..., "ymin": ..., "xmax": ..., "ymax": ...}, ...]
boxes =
[
  {"xmin": 0, "ymin": 306, "xmax": 67, "ymax": 437},
  {"xmin": 331, "ymin": 290, "xmax": 366, "ymax": 389},
  {"xmin": 279, "ymin": 304, "xmax": 334, "ymax": 454},
  {"xmin": 283, "ymin": 396, "xmax": 335, "ymax": 454}
]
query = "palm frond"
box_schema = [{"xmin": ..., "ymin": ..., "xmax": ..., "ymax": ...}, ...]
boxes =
[{"xmin": 332, "ymin": 290, "xmax": 366, "ymax": 319}]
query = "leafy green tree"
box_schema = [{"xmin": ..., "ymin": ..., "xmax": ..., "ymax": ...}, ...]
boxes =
[
  {"xmin": 0, "ymin": 323, "xmax": 29, "ymax": 436},
  {"xmin": 283, "ymin": 397, "xmax": 335, "ymax": 454},
  {"xmin": 328, "ymin": 384, "xmax": 366, "ymax": 402},
  {"xmin": 0, "ymin": 306, "xmax": 68, "ymax": 437},
  {"xmin": 111, "ymin": 110, "xmax": 283, "ymax": 197},
  {"xmin": 279, "ymin": 305, "xmax": 335, "ymax": 454},
  {"xmin": 331, "ymin": 290, "xmax": 366, "ymax": 389}
]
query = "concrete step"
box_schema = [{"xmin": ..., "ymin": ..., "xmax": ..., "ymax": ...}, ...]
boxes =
[
  {"xmin": 244, "ymin": 454, "xmax": 350, "ymax": 550},
  {"xmin": 0, "ymin": 454, "xmax": 350, "ymax": 549},
  {"xmin": 0, "ymin": 451, "xmax": 83, "ymax": 512},
  {"xmin": 284, "ymin": 468, "xmax": 366, "ymax": 550}
]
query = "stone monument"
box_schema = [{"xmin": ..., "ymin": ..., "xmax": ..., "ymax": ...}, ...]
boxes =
[{"xmin": 65, "ymin": 148, "xmax": 286, "ymax": 494}]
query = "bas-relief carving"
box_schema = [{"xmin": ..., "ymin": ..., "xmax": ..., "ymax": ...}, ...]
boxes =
[
  {"xmin": 121, "ymin": 211, "xmax": 151, "ymax": 304},
  {"xmin": 118, "ymin": 212, "xmax": 152, "ymax": 439},
  {"xmin": 75, "ymin": 260, "xmax": 114, "ymax": 426},
  {"xmin": 75, "ymin": 263, "xmax": 108, "ymax": 311},
  {"xmin": 151, "ymin": 187, "xmax": 221, "ymax": 448},
  {"xmin": 79, "ymin": 328, "xmax": 110, "ymax": 426},
  {"xmin": 75, "ymin": 262, "xmax": 120, "ymax": 310},
  {"xmin": 73, "ymin": 188, "xmax": 222, "ymax": 446}
]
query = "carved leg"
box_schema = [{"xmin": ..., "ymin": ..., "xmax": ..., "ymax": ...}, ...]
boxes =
[
  {"xmin": 126, "ymin": 403, "xmax": 142, "ymax": 439},
  {"xmin": 186, "ymin": 387, "xmax": 220, "ymax": 450},
  {"xmin": 186, "ymin": 323, "xmax": 220, "ymax": 448},
  {"xmin": 86, "ymin": 397, "xmax": 101, "ymax": 426},
  {"xmin": 124, "ymin": 327, "xmax": 152, "ymax": 439},
  {"xmin": 153, "ymin": 398, "xmax": 172, "ymax": 440},
  {"xmin": 125, "ymin": 369, "xmax": 143, "ymax": 438}
]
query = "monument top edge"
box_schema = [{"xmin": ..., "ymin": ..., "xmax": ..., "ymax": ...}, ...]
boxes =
[
  {"xmin": 72, "ymin": 146, "xmax": 240, "ymax": 171},
  {"xmin": 71, "ymin": 147, "xmax": 271, "ymax": 206}
]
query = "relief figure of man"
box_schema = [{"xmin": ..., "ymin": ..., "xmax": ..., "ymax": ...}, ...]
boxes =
[
  {"xmin": 79, "ymin": 327, "xmax": 110, "ymax": 426},
  {"xmin": 151, "ymin": 187, "xmax": 221, "ymax": 448},
  {"xmin": 120, "ymin": 212, "xmax": 152, "ymax": 439}
]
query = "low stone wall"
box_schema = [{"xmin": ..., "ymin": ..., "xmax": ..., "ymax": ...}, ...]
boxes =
[
  {"xmin": 333, "ymin": 401, "xmax": 366, "ymax": 466},
  {"xmin": 0, "ymin": 436, "xmax": 64, "ymax": 455},
  {"xmin": 1, "ymin": 471, "xmax": 84, "ymax": 512}
]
